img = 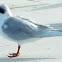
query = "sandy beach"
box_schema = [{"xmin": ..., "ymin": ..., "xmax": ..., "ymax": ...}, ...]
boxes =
[{"xmin": 0, "ymin": 0, "xmax": 62, "ymax": 62}]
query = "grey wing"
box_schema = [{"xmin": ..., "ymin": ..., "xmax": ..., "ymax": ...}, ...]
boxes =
[
  {"xmin": 17, "ymin": 16, "xmax": 50, "ymax": 29},
  {"xmin": 16, "ymin": 16, "xmax": 39, "ymax": 25},
  {"xmin": 16, "ymin": 16, "xmax": 49, "ymax": 31},
  {"xmin": 2, "ymin": 17, "xmax": 35, "ymax": 40}
]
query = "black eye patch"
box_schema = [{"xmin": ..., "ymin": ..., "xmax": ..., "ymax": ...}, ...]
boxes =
[{"xmin": 0, "ymin": 7, "xmax": 5, "ymax": 14}]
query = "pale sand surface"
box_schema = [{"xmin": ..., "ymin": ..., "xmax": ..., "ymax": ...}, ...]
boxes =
[{"xmin": 0, "ymin": 0, "xmax": 62, "ymax": 62}]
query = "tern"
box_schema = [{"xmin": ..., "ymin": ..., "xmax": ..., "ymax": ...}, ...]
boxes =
[{"xmin": 0, "ymin": 4, "xmax": 62, "ymax": 58}]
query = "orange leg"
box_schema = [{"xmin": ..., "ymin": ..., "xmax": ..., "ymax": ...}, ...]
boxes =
[{"xmin": 8, "ymin": 45, "xmax": 21, "ymax": 58}]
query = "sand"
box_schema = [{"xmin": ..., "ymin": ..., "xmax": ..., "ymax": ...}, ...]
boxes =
[{"xmin": 0, "ymin": 0, "xmax": 62, "ymax": 62}]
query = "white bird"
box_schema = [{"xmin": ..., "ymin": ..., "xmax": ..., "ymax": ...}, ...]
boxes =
[{"xmin": 0, "ymin": 4, "xmax": 62, "ymax": 58}]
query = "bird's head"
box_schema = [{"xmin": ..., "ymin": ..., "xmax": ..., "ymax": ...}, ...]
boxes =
[{"xmin": 0, "ymin": 4, "xmax": 12, "ymax": 26}]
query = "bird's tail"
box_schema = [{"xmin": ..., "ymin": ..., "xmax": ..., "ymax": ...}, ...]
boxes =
[
  {"xmin": 47, "ymin": 28, "xmax": 62, "ymax": 37},
  {"xmin": 51, "ymin": 29, "xmax": 62, "ymax": 32},
  {"xmin": 39, "ymin": 28, "xmax": 62, "ymax": 38}
]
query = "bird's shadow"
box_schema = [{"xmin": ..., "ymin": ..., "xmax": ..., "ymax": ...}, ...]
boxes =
[
  {"xmin": 0, "ymin": 57, "xmax": 56, "ymax": 62},
  {"xmin": 32, "ymin": 3, "xmax": 62, "ymax": 10},
  {"xmin": 10, "ymin": 3, "xmax": 62, "ymax": 11},
  {"xmin": 10, "ymin": 3, "xmax": 48, "ymax": 10}
]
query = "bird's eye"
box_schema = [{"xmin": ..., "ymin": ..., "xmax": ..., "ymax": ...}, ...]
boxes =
[{"xmin": 0, "ymin": 7, "xmax": 5, "ymax": 14}]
